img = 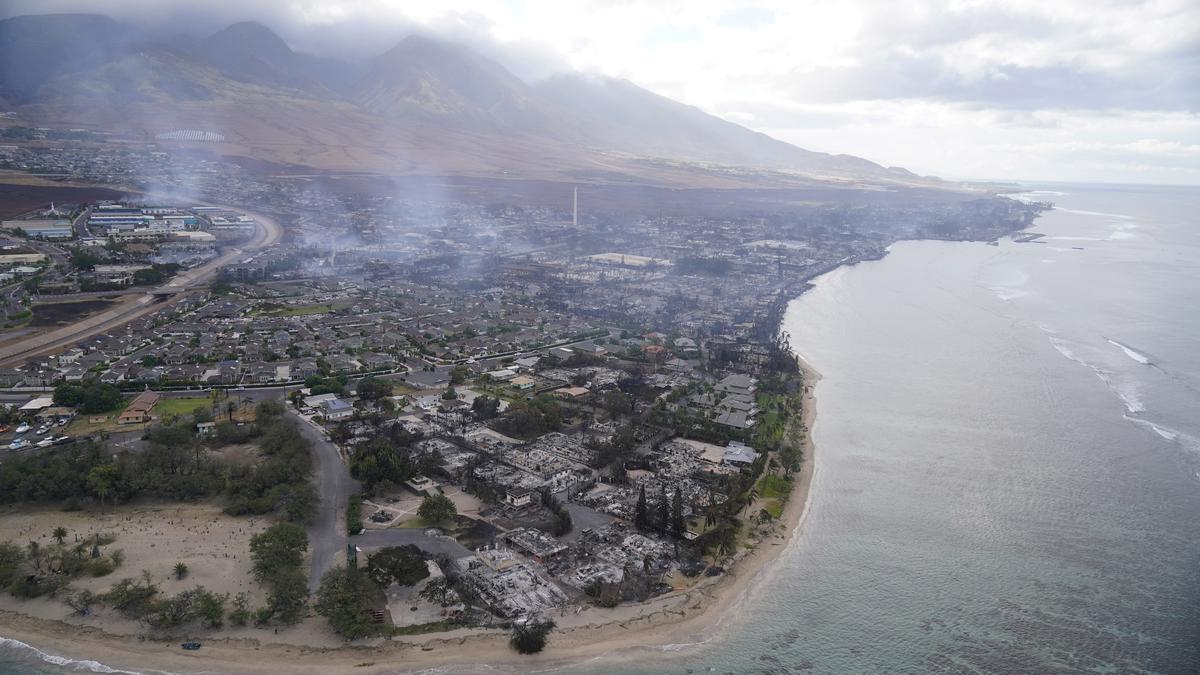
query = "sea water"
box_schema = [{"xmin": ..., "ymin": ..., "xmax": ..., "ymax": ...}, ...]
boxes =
[
  {"xmin": 597, "ymin": 183, "xmax": 1200, "ymax": 673},
  {"xmin": 4, "ymin": 184, "xmax": 1199, "ymax": 674}
]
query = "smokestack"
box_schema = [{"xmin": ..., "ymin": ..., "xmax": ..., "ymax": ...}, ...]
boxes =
[{"xmin": 573, "ymin": 187, "xmax": 578, "ymax": 229}]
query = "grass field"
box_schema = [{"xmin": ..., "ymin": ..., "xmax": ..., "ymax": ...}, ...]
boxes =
[
  {"xmin": 757, "ymin": 472, "xmax": 792, "ymax": 520},
  {"xmin": 757, "ymin": 473, "xmax": 793, "ymax": 500},
  {"xmin": 65, "ymin": 412, "xmax": 120, "ymax": 435},
  {"xmin": 154, "ymin": 396, "xmax": 215, "ymax": 418}
]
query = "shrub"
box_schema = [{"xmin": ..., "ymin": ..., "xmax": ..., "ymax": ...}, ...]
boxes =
[
  {"xmin": 510, "ymin": 618, "xmax": 556, "ymax": 654},
  {"xmin": 346, "ymin": 496, "xmax": 363, "ymax": 535}
]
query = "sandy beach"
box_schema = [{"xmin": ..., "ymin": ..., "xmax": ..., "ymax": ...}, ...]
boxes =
[{"xmin": 0, "ymin": 359, "xmax": 822, "ymax": 674}]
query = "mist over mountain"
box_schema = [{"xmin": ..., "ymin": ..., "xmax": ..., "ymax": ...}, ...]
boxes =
[{"xmin": 0, "ymin": 12, "xmax": 934, "ymax": 187}]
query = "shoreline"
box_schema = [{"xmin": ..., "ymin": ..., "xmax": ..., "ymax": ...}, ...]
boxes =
[{"xmin": 0, "ymin": 360, "xmax": 822, "ymax": 675}]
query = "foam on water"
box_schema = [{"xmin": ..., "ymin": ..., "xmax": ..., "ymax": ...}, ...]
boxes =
[
  {"xmin": 1107, "ymin": 338, "xmax": 1153, "ymax": 365},
  {"xmin": 1046, "ymin": 335, "xmax": 1145, "ymax": 414},
  {"xmin": 1055, "ymin": 207, "xmax": 1136, "ymax": 220},
  {"xmin": 0, "ymin": 637, "xmax": 166, "ymax": 675},
  {"xmin": 1124, "ymin": 415, "xmax": 1180, "ymax": 442},
  {"xmin": 1008, "ymin": 190, "xmax": 1067, "ymax": 203}
]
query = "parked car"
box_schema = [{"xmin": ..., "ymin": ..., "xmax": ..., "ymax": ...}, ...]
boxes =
[{"xmin": 35, "ymin": 425, "xmax": 50, "ymax": 435}]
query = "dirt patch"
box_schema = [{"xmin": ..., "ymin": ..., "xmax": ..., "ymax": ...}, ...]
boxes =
[
  {"xmin": 208, "ymin": 442, "xmax": 261, "ymax": 466},
  {"xmin": 0, "ymin": 180, "xmax": 129, "ymax": 220},
  {"xmin": 30, "ymin": 299, "xmax": 119, "ymax": 327}
]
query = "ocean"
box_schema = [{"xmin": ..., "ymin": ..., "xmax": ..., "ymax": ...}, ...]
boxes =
[
  {"xmin": 602, "ymin": 182, "xmax": 1200, "ymax": 673},
  {"xmin": 3, "ymin": 183, "xmax": 1199, "ymax": 673}
]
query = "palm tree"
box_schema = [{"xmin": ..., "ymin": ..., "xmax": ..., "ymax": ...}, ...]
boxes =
[
  {"xmin": 52, "ymin": 526, "xmax": 68, "ymax": 545},
  {"xmin": 742, "ymin": 484, "xmax": 760, "ymax": 515}
]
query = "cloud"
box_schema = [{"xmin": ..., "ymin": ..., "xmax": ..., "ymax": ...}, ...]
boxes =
[{"xmin": 1, "ymin": 0, "xmax": 1196, "ymax": 183}]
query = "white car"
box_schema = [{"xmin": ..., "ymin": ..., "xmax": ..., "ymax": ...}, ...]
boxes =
[{"xmin": 36, "ymin": 426, "xmax": 50, "ymax": 435}]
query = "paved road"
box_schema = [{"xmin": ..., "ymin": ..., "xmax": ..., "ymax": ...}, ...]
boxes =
[
  {"xmin": 292, "ymin": 407, "xmax": 360, "ymax": 592},
  {"xmin": 0, "ymin": 206, "xmax": 283, "ymax": 366},
  {"xmin": 353, "ymin": 528, "xmax": 473, "ymax": 559}
]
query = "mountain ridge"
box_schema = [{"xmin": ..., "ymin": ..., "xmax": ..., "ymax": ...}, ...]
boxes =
[{"xmin": 0, "ymin": 13, "xmax": 938, "ymax": 188}]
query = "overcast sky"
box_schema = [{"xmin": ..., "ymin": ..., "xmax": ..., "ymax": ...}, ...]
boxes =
[{"xmin": 5, "ymin": 0, "xmax": 1199, "ymax": 184}]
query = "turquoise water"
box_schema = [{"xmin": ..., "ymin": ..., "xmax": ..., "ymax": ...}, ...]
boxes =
[{"xmin": 3, "ymin": 183, "xmax": 1199, "ymax": 673}]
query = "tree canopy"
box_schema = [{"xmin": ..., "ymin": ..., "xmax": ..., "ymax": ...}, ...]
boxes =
[
  {"xmin": 314, "ymin": 565, "xmax": 379, "ymax": 640},
  {"xmin": 356, "ymin": 377, "xmax": 393, "ymax": 402},
  {"xmin": 417, "ymin": 493, "xmax": 457, "ymax": 525},
  {"xmin": 249, "ymin": 523, "xmax": 309, "ymax": 582},
  {"xmin": 510, "ymin": 617, "xmax": 556, "ymax": 654},
  {"xmin": 365, "ymin": 545, "xmax": 429, "ymax": 587},
  {"xmin": 52, "ymin": 381, "xmax": 124, "ymax": 414}
]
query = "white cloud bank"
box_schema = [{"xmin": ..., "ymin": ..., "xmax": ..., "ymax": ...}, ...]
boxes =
[{"xmin": 5, "ymin": 0, "xmax": 1198, "ymax": 184}]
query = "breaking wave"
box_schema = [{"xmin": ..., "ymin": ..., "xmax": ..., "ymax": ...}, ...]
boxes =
[
  {"xmin": 1046, "ymin": 335, "xmax": 1145, "ymax": 414},
  {"xmin": 1055, "ymin": 207, "xmax": 1135, "ymax": 220},
  {"xmin": 1107, "ymin": 339, "xmax": 1152, "ymax": 365},
  {"xmin": 0, "ymin": 637, "xmax": 166, "ymax": 675},
  {"xmin": 1123, "ymin": 415, "xmax": 1179, "ymax": 442}
]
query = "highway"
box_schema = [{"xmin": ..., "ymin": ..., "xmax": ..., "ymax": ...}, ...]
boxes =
[{"xmin": 0, "ymin": 206, "xmax": 283, "ymax": 366}]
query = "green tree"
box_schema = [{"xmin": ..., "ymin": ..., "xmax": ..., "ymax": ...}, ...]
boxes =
[
  {"xmin": 52, "ymin": 526, "xmax": 68, "ymax": 545},
  {"xmin": 228, "ymin": 592, "xmax": 251, "ymax": 626},
  {"xmin": 249, "ymin": 523, "xmax": 309, "ymax": 582},
  {"xmin": 53, "ymin": 382, "xmax": 124, "ymax": 414},
  {"xmin": 471, "ymin": 395, "xmax": 500, "ymax": 420},
  {"xmin": 634, "ymin": 485, "xmax": 648, "ymax": 531},
  {"xmin": 195, "ymin": 588, "xmax": 227, "ymax": 628},
  {"xmin": 670, "ymin": 487, "xmax": 685, "ymax": 538},
  {"xmin": 314, "ymin": 565, "xmax": 378, "ymax": 640},
  {"xmin": 417, "ymin": 493, "xmax": 457, "ymax": 526},
  {"xmin": 365, "ymin": 545, "xmax": 429, "ymax": 587},
  {"xmin": 510, "ymin": 617, "xmax": 556, "ymax": 654},
  {"xmin": 85, "ymin": 464, "xmax": 118, "ymax": 508},
  {"xmin": 266, "ymin": 567, "xmax": 309, "ymax": 625},
  {"xmin": 70, "ymin": 247, "xmax": 102, "ymax": 271},
  {"xmin": 356, "ymin": 377, "xmax": 393, "ymax": 402},
  {"xmin": 418, "ymin": 577, "xmax": 456, "ymax": 607},
  {"xmin": 174, "ymin": 562, "xmax": 189, "ymax": 580}
]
